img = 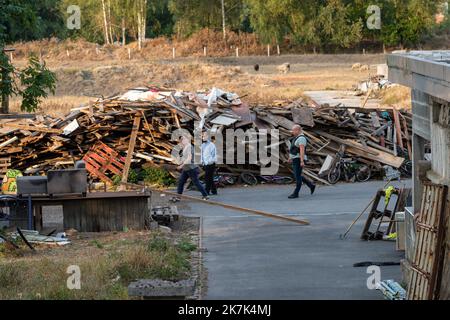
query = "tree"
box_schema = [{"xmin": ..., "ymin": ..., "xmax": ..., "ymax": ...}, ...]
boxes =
[
  {"xmin": 0, "ymin": 47, "xmax": 56, "ymax": 113},
  {"xmin": 247, "ymin": 0, "xmax": 362, "ymax": 50},
  {"xmin": 168, "ymin": 0, "xmax": 246, "ymax": 38}
]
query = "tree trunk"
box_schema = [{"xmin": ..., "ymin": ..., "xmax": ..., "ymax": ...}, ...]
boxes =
[
  {"xmin": 107, "ymin": 0, "xmax": 114, "ymax": 44},
  {"xmin": 101, "ymin": 0, "xmax": 110, "ymax": 45},
  {"xmin": 137, "ymin": 11, "xmax": 142, "ymax": 50},
  {"xmin": 142, "ymin": 0, "xmax": 147, "ymax": 41},
  {"xmin": 1, "ymin": 87, "xmax": 9, "ymax": 114},
  {"xmin": 122, "ymin": 18, "xmax": 126, "ymax": 46},
  {"xmin": 221, "ymin": 0, "xmax": 226, "ymax": 41}
]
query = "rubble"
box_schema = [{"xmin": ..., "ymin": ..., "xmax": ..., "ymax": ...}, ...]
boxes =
[{"xmin": 0, "ymin": 86, "xmax": 412, "ymax": 185}]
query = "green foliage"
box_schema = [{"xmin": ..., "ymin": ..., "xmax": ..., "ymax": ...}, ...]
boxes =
[
  {"xmin": 1, "ymin": 50, "xmax": 56, "ymax": 113},
  {"xmin": 177, "ymin": 237, "xmax": 197, "ymax": 252},
  {"xmin": 0, "ymin": 0, "xmax": 66, "ymax": 43},
  {"xmin": 141, "ymin": 166, "xmax": 175, "ymax": 187},
  {"xmin": 127, "ymin": 169, "xmax": 139, "ymax": 184},
  {"xmin": 148, "ymin": 234, "xmax": 170, "ymax": 251},
  {"xmin": 169, "ymin": 0, "xmax": 246, "ymax": 37},
  {"xmin": 0, "ymin": 0, "xmax": 447, "ymax": 50},
  {"xmin": 246, "ymin": 0, "xmax": 363, "ymax": 48},
  {"xmin": 19, "ymin": 56, "xmax": 57, "ymax": 112}
]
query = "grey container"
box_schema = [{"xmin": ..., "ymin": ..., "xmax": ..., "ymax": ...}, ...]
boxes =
[{"xmin": 16, "ymin": 176, "xmax": 48, "ymax": 195}]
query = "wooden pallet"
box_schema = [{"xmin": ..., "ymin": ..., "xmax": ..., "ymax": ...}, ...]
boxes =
[
  {"xmin": 407, "ymin": 182, "xmax": 448, "ymax": 300},
  {"xmin": 0, "ymin": 157, "xmax": 11, "ymax": 181},
  {"xmin": 82, "ymin": 142, "xmax": 126, "ymax": 184}
]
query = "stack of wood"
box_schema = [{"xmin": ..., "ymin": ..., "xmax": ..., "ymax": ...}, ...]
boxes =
[{"xmin": 0, "ymin": 87, "xmax": 412, "ymax": 185}]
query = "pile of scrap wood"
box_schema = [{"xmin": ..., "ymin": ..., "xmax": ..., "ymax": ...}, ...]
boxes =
[{"xmin": 0, "ymin": 86, "xmax": 411, "ymax": 185}]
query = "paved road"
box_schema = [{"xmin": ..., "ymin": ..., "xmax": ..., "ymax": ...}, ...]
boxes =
[{"xmin": 174, "ymin": 179, "xmax": 411, "ymax": 300}]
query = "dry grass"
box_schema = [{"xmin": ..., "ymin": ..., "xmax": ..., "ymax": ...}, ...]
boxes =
[
  {"xmin": 0, "ymin": 231, "xmax": 196, "ymax": 300},
  {"xmin": 11, "ymin": 60, "xmax": 377, "ymax": 114},
  {"xmin": 379, "ymin": 85, "xmax": 411, "ymax": 109},
  {"xmin": 10, "ymin": 96, "xmax": 95, "ymax": 117},
  {"xmin": 8, "ymin": 49, "xmax": 384, "ymax": 113}
]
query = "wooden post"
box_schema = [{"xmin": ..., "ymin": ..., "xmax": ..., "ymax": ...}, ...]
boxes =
[
  {"xmin": 172, "ymin": 47, "xmax": 176, "ymax": 59},
  {"xmin": 392, "ymin": 108, "xmax": 404, "ymax": 150},
  {"xmin": 277, "ymin": 44, "xmax": 280, "ymax": 55},
  {"xmin": 121, "ymin": 114, "xmax": 141, "ymax": 186},
  {"xmin": 66, "ymin": 49, "xmax": 70, "ymax": 57},
  {"xmin": 236, "ymin": 47, "xmax": 239, "ymax": 57},
  {"xmin": 128, "ymin": 48, "xmax": 131, "ymax": 60},
  {"xmin": 267, "ymin": 44, "xmax": 270, "ymax": 57},
  {"xmin": 203, "ymin": 46, "xmax": 207, "ymax": 57}
]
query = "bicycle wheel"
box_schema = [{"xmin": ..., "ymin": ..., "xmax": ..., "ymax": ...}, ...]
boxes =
[
  {"xmin": 356, "ymin": 165, "xmax": 372, "ymax": 182},
  {"xmin": 274, "ymin": 176, "xmax": 294, "ymax": 184},
  {"xmin": 223, "ymin": 175, "xmax": 237, "ymax": 185},
  {"xmin": 328, "ymin": 164, "xmax": 341, "ymax": 185},
  {"xmin": 400, "ymin": 160, "xmax": 412, "ymax": 177},
  {"xmin": 240, "ymin": 172, "xmax": 258, "ymax": 186}
]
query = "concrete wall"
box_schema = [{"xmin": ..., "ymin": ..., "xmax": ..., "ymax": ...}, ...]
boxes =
[{"xmin": 388, "ymin": 51, "xmax": 450, "ymax": 299}]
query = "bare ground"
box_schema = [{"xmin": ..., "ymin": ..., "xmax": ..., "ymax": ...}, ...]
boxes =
[{"xmin": 9, "ymin": 54, "xmax": 396, "ymax": 117}]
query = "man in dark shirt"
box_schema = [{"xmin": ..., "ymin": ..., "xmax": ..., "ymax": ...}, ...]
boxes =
[{"xmin": 287, "ymin": 125, "xmax": 316, "ymax": 199}]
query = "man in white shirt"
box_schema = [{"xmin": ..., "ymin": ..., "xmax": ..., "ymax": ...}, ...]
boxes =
[
  {"xmin": 287, "ymin": 125, "xmax": 316, "ymax": 199},
  {"xmin": 201, "ymin": 131, "xmax": 218, "ymax": 195}
]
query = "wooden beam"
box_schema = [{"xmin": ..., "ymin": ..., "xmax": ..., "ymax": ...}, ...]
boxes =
[
  {"xmin": 121, "ymin": 114, "xmax": 141, "ymax": 185},
  {"xmin": 0, "ymin": 123, "xmax": 62, "ymax": 134},
  {"xmin": 0, "ymin": 136, "xmax": 18, "ymax": 148},
  {"xmin": 392, "ymin": 109, "xmax": 404, "ymax": 150},
  {"xmin": 162, "ymin": 190, "xmax": 310, "ymax": 225}
]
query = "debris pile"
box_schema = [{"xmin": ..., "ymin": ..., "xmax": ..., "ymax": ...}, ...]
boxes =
[{"xmin": 0, "ymin": 86, "xmax": 412, "ymax": 185}]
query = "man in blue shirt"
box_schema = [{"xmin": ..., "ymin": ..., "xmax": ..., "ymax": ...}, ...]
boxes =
[
  {"xmin": 201, "ymin": 131, "xmax": 218, "ymax": 195},
  {"xmin": 287, "ymin": 125, "xmax": 316, "ymax": 199}
]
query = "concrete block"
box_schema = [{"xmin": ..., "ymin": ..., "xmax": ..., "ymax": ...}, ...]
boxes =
[
  {"xmin": 128, "ymin": 278, "xmax": 196, "ymax": 299},
  {"xmin": 444, "ymin": 65, "xmax": 450, "ymax": 83}
]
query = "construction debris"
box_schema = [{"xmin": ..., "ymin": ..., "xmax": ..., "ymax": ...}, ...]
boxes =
[
  {"xmin": 377, "ymin": 280, "xmax": 407, "ymax": 300},
  {"xmin": 0, "ymin": 86, "xmax": 412, "ymax": 185},
  {"xmin": 11, "ymin": 229, "xmax": 71, "ymax": 246}
]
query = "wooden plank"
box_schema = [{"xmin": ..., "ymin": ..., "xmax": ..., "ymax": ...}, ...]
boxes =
[
  {"xmin": 392, "ymin": 109, "xmax": 404, "ymax": 150},
  {"xmin": 121, "ymin": 114, "xmax": 141, "ymax": 185},
  {"xmin": 408, "ymin": 183, "xmax": 448, "ymax": 300},
  {"xmin": 162, "ymin": 190, "xmax": 310, "ymax": 225},
  {"xmin": 1, "ymin": 123, "xmax": 62, "ymax": 134},
  {"xmin": 0, "ymin": 136, "xmax": 18, "ymax": 148}
]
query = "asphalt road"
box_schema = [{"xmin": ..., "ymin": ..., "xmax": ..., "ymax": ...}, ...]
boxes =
[{"xmin": 175, "ymin": 179, "xmax": 412, "ymax": 300}]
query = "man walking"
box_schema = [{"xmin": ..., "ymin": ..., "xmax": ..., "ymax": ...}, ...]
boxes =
[
  {"xmin": 201, "ymin": 131, "xmax": 218, "ymax": 195},
  {"xmin": 176, "ymin": 136, "xmax": 209, "ymax": 200},
  {"xmin": 288, "ymin": 125, "xmax": 316, "ymax": 199}
]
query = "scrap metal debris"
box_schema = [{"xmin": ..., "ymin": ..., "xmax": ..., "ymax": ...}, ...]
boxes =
[{"xmin": 11, "ymin": 229, "xmax": 71, "ymax": 246}]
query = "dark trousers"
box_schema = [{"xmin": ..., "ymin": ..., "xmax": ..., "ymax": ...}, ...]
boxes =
[
  {"xmin": 203, "ymin": 164, "xmax": 217, "ymax": 195},
  {"xmin": 177, "ymin": 168, "xmax": 208, "ymax": 197},
  {"xmin": 292, "ymin": 158, "xmax": 315, "ymax": 195}
]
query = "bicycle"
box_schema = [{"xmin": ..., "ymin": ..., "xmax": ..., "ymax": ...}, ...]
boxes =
[
  {"xmin": 214, "ymin": 173, "xmax": 238, "ymax": 188},
  {"xmin": 327, "ymin": 151, "xmax": 372, "ymax": 184},
  {"xmin": 239, "ymin": 172, "xmax": 294, "ymax": 186}
]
